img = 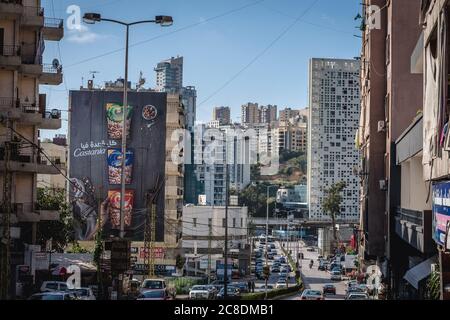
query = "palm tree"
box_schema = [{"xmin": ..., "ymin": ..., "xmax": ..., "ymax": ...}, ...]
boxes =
[{"xmin": 322, "ymin": 181, "xmax": 346, "ymax": 252}]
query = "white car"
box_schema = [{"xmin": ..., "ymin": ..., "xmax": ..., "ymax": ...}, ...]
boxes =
[
  {"xmin": 300, "ymin": 289, "xmax": 324, "ymax": 300},
  {"xmin": 71, "ymin": 287, "xmax": 96, "ymax": 300},
  {"xmin": 330, "ymin": 270, "xmax": 341, "ymax": 281},
  {"xmin": 189, "ymin": 285, "xmax": 212, "ymax": 300},
  {"xmin": 346, "ymin": 292, "xmax": 370, "ymax": 300},
  {"xmin": 140, "ymin": 279, "xmax": 166, "ymax": 294},
  {"xmin": 275, "ymin": 281, "xmax": 288, "ymax": 289},
  {"xmin": 40, "ymin": 281, "xmax": 68, "ymax": 293}
]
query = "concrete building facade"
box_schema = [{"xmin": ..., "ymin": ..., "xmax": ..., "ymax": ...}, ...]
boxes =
[
  {"xmin": 213, "ymin": 106, "xmax": 231, "ymax": 125},
  {"xmin": 308, "ymin": 58, "xmax": 361, "ymax": 223}
]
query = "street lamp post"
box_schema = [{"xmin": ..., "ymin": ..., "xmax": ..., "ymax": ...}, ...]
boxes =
[{"xmin": 83, "ymin": 13, "xmax": 173, "ymax": 239}]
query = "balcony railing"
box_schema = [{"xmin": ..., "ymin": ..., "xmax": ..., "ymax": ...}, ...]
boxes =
[
  {"xmin": 43, "ymin": 63, "xmax": 62, "ymax": 74},
  {"xmin": 23, "ymin": 5, "xmax": 43, "ymax": 16},
  {"xmin": 0, "ymin": 97, "xmax": 19, "ymax": 108},
  {"xmin": 44, "ymin": 17, "xmax": 63, "ymax": 28},
  {"xmin": 395, "ymin": 207, "xmax": 423, "ymax": 226},
  {"xmin": 0, "ymin": 45, "xmax": 21, "ymax": 56},
  {"xmin": 44, "ymin": 109, "xmax": 62, "ymax": 119}
]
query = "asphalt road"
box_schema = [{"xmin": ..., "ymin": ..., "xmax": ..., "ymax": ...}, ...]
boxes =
[{"xmin": 284, "ymin": 242, "xmax": 347, "ymax": 300}]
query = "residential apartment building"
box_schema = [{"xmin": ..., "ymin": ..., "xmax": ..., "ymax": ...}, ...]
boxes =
[
  {"xmin": 155, "ymin": 56, "xmax": 183, "ymax": 93},
  {"xmin": 279, "ymin": 107, "xmax": 301, "ymax": 123},
  {"xmin": 37, "ymin": 135, "xmax": 68, "ymax": 190},
  {"xmin": 241, "ymin": 102, "xmax": 260, "ymax": 125},
  {"xmin": 358, "ymin": 0, "xmax": 435, "ymax": 299},
  {"xmin": 275, "ymin": 121, "xmax": 307, "ymax": 154},
  {"xmin": 0, "ymin": 0, "xmax": 64, "ymax": 299},
  {"xmin": 308, "ymin": 58, "xmax": 360, "ymax": 223},
  {"xmin": 416, "ymin": 0, "xmax": 450, "ymax": 300},
  {"xmin": 260, "ymin": 104, "xmax": 277, "ymax": 124},
  {"xmin": 213, "ymin": 106, "xmax": 231, "ymax": 125}
]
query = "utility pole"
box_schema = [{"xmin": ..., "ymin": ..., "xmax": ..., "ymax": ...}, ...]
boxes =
[
  {"xmin": 0, "ymin": 139, "xmax": 12, "ymax": 300},
  {"xmin": 144, "ymin": 175, "xmax": 163, "ymax": 278}
]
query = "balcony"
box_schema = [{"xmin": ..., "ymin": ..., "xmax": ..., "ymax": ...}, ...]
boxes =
[
  {"xmin": 21, "ymin": 6, "xmax": 44, "ymax": 28},
  {"xmin": 20, "ymin": 53, "xmax": 43, "ymax": 76},
  {"xmin": 395, "ymin": 208, "xmax": 434, "ymax": 253},
  {"xmin": 0, "ymin": 45, "xmax": 21, "ymax": 68},
  {"xmin": 43, "ymin": 18, "xmax": 64, "ymax": 41},
  {"xmin": 40, "ymin": 63, "xmax": 63, "ymax": 85},
  {"xmin": 0, "ymin": 0, "xmax": 23, "ymax": 17},
  {"xmin": 11, "ymin": 202, "xmax": 59, "ymax": 223},
  {"xmin": 0, "ymin": 148, "xmax": 61, "ymax": 175},
  {"xmin": 0, "ymin": 97, "xmax": 62, "ymax": 129}
]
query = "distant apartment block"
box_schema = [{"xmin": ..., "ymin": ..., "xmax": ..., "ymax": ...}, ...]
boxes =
[
  {"xmin": 155, "ymin": 56, "xmax": 183, "ymax": 93},
  {"xmin": 213, "ymin": 106, "xmax": 231, "ymax": 125},
  {"xmin": 308, "ymin": 58, "xmax": 361, "ymax": 222}
]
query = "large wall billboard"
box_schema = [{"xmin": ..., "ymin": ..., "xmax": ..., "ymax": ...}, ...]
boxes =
[
  {"xmin": 432, "ymin": 181, "xmax": 450, "ymax": 249},
  {"xmin": 69, "ymin": 90, "xmax": 167, "ymax": 241}
]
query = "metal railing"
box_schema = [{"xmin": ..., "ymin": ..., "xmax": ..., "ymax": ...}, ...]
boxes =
[
  {"xmin": 44, "ymin": 17, "xmax": 63, "ymax": 28},
  {"xmin": 0, "ymin": 97, "xmax": 18, "ymax": 108},
  {"xmin": 0, "ymin": 45, "xmax": 21, "ymax": 56},
  {"xmin": 21, "ymin": 103, "xmax": 39, "ymax": 113},
  {"xmin": 395, "ymin": 207, "xmax": 423, "ymax": 227},
  {"xmin": 43, "ymin": 63, "xmax": 62, "ymax": 74},
  {"xmin": 44, "ymin": 109, "xmax": 62, "ymax": 119}
]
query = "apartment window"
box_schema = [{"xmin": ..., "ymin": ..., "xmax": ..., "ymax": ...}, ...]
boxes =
[
  {"xmin": 193, "ymin": 218, "xmax": 197, "ymax": 227},
  {"xmin": 240, "ymin": 218, "xmax": 243, "ymax": 227},
  {"xmin": 208, "ymin": 218, "xmax": 212, "ymax": 227},
  {"xmin": 222, "ymin": 218, "xmax": 226, "ymax": 228},
  {"xmin": 233, "ymin": 218, "xmax": 236, "ymax": 228}
]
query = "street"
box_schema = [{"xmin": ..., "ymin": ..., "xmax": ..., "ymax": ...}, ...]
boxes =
[{"xmin": 284, "ymin": 242, "xmax": 347, "ymax": 300}]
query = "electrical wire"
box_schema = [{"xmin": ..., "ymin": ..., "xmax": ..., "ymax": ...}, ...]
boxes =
[
  {"xmin": 197, "ymin": 0, "xmax": 321, "ymax": 107},
  {"xmin": 64, "ymin": 0, "xmax": 267, "ymax": 69}
]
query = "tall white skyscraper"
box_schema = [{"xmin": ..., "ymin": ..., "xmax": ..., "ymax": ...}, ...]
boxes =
[{"xmin": 308, "ymin": 58, "xmax": 361, "ymax": 222}]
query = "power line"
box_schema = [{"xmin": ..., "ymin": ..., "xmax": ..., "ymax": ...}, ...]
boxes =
[
  {"xmin": 197, "ymin": 0, "xmax": 321, "ymax": 107},
  {"xmin": 65, "ymin": 0, "xmax": 267, "ymax": 69}
]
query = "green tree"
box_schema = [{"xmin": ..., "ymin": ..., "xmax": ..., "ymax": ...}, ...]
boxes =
[
  {"xmin": 322, "ymin": 181, "xmax": 346, "ymax": 251},
  {"xmin": 36, "ymin": 188, "xmax": 74, "ymax": 252},
  {"xmin": 239, "ymin": 183, "xmax": 276, "ymax": 217},
  {"xmin": 426, "ymin": 266, "xmax": 441, "ymax": 300}
]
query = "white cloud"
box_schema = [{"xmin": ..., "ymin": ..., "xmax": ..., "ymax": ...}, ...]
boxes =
[{"xmin": 66, "ymin": 25, "xmax": 106, "ymax": 44}]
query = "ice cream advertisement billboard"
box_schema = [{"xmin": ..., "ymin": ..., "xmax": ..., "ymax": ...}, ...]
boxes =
[{"xmin": 69, "ymin": 90, "xmax": 167, "ymax": 241}]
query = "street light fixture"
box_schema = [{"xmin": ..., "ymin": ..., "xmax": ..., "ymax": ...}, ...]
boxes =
[
  {"xmin": 265, "ymin": 184, "xmax": 279, "ymax": 300},
  {"xmin": 83, "ymin": 13, "xmax": 173, "ymax": 240}
]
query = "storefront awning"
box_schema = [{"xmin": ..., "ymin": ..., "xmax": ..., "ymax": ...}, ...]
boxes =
[{"xmin": 403, "ymin": 256, "xmax": 437, "ymax": 289}]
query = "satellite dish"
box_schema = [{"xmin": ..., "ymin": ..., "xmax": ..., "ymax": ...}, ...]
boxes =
[{"xmin": 52, "ymin": 59, "xmax": 60, "ymax": 69}]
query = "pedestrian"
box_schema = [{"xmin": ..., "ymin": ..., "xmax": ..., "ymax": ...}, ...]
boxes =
[
  {"xmin": 248, "ymin": 280, "xmax": 252, "ymax": 293},
  {"xmin": 252, "ymin": 281, "xmax": 255, "ymax": 293}
]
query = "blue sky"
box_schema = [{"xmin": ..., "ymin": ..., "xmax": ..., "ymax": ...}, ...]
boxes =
[{"xmin": 40, "ymin": 0, "xmax": 361, "ymax": 138}]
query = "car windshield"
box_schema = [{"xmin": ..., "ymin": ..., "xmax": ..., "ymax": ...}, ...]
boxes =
[
  {"xmin": 142, "ymin": 280, "xmax": 164, "ymax": 289},
  {"xmin": 140, "ymin": 290, "xmax": 165, "ymax": 298},
  {"xmin": 306, "ymin": 290, "xmax": 322, "ymax": 296},
  {"xmin": 192, "ymin": 286, "xmax": 207, "ymax": 291}
]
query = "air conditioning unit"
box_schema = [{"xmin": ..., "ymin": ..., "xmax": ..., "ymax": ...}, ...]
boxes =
[
  {"xmin": 379, "ymin": 179, "xmax": 388, "ymax": 191},
  {"xmin": 378, "ymin": 121, "xmax": 386, "ymax": 133}
]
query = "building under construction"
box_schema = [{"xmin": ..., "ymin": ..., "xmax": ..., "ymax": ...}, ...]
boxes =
[{"xmin": 0, "ymin": 0, "xmax": 64, "ymax": 299}]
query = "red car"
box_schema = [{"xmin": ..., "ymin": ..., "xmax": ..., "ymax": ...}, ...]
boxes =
[{"xmin": 322, "ymin": 284, "xmax": 337, "ymax": 296}]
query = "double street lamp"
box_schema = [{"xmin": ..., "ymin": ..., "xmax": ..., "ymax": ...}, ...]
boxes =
[{"xmin": 83, "ymin": 13, "xmax": 173, "ymax": 239}]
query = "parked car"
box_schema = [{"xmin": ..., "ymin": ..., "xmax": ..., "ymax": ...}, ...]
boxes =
[
  {"xmin": 137, "ymin": 289, "xmax": 171, "ymax": 300},
  {"xmin": 256, "ymin": 284, "xmax": 274, "ymax": 292},
  {"xmin": 300, "ymin": 289, "xmax": 324, "ymax": 300},
  {"xmin": 189, "ymin": 285, "xmax": 213, "ymax": 300},
  {"xmin": 29, "ymin": 292, "xmax": 77, "ymax": 300},
  {"xmin": 275, "ymin": 281, "xmax": 288, "ymax": 289},
  {"xmin": 346, "ymin": 293, "xmax": 370, "ymax": 300},
  {"xmin": 69, "ymin": 287, "xmax": 96, "ymax": 300},
  {"xmin": 216, "ymin": 286, "xmax": 241, "ymax": 300},
  {"xmin": 330, "ymin": 270, "xmax": 342, "ymax": 281},
  {"xmin": 140, "ymin": 279, "xmax": 166, "ymax": 294},
  {"xmin": 232, "ymin": 282, "xmax": 249, "ymax": 294},
  {"xmin": 40, "ymin": 281, "xmax": 69, "ymax": 293},
  {"xmin": 271, "ymin": 266, "xmax": 280, "ymax": 273},
  {"xmin": 322, "ymin": 284, "xmax": 337, "ymax": 295}
]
